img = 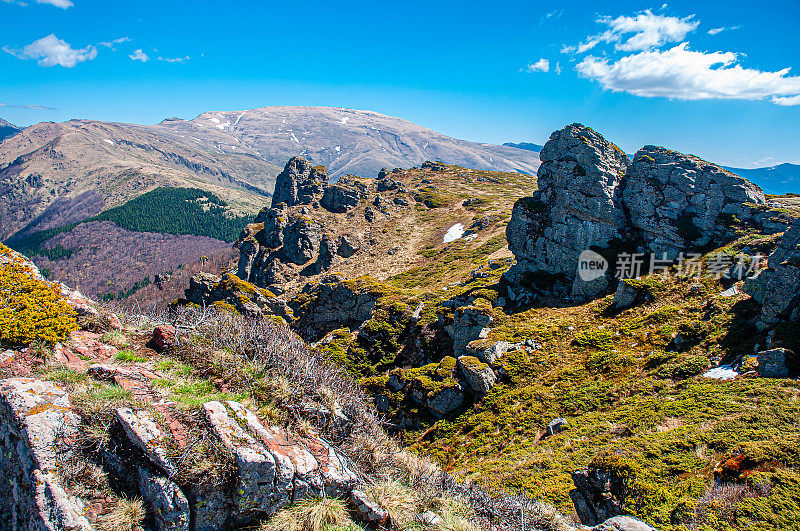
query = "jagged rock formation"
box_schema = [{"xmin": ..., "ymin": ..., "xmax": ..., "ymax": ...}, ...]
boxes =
[
  {"xmin": 271, "ymin": 157, "xmax": 327, "ymax": 208},
  {"xmin": 182, "ymin": 271, "xmax": 292, "ymax": 320},
  {"xmin": 505, "ymin": 123, "xmax": 774, "ymax": 302},
  {"xmin": 744, "ymin": 220, "xmax": 800, "ymax": 329},
  {"xmin": 235, "ymin": 157, "xmax": 441, "ymax": 294}
]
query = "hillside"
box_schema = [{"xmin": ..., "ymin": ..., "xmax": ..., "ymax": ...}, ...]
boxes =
[{"xmin": 176, "ymin": 124, "xmax": 800, "ymax": 531}]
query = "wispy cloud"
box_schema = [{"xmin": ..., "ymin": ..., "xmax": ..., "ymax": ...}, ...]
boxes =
[
  {"xmin": 99, "ymin": 36, "xmax": 131, "ymax": 50},
  {"xmin": 576, "ymin": 42, "xmax": 800, "ymax": 105},
  {"xmin": 3, "ymin": 0, "xmax": 73, "ymax": 8},
  {"xmin": 540, "ymin": 9, "xmax": 562, "ymax": 25},
  {"xmin": 0, "ymin": 102, "xmax": 56, "ymax": 110},
  {"xmin": 129, "ymin": 49, "xmax": 149, "ymax": 62},
  {"xmin": 158, "ymin": 55, "xmax": 190, "ymax": 63},
  {"xmin": 564, "ymin": 10, "xmax": 698, "ymax": 54},
  {"xmin": 708, "ymin": 25, "xmax": 740, "ymax": 35},
  {"xmin": 524, "ymin": 58, "xmax": 550, "ymax": 73},
  {"xmin": 3, "ymin": 34, "xmax": 97, "ymax": 67}
]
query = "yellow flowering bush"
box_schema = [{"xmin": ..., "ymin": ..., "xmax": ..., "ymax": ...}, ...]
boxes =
[{"xmin": 0, "ymin": 243, "xmax": 77, "ymax": 345}]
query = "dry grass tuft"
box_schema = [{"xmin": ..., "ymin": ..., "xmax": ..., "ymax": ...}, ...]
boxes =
[
  {"xmin": 95, "ymin": 497, "xmax": 145, "ymax": 531},
  {"xmin": 258, "ymin": 498, "xmax": 357, "ymax": 531},
  {"xmin": 361, "ymin": 479, "xmax": 421, "ymax": 528}
]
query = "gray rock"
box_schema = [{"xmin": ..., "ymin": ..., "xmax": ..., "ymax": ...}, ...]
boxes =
[
  {"xmin": 290, "ymin": 279, "xmax": 379, "ymax": 341},
  {"xmin": 593, "ymin": 516, "xmax": 657, "ymax": 531},
  {"xmin": 0, "ymin": 378, "xmax": 91, "ymax": 530},
  {"xmin": 350, "ymin": 489, "xmax": 388, "ymax": 526},
  {"xmin": 137, "ymin": 467, "xmax": 191, "ymax": 531},
  {"xmin": 457, "ymin": 356, "xmax": 496, "ymax": 395},
  {"xmin": 426, "ymin": 386, "xmax": 464, "ymax": 418},
  {"xmin": 364, "ymin": 206, "xmax": 376, "ymax": 222},
  {"xmin": 465, "ymin": 339, "xmax": 510, "ymax": 364},
  {"xmin": 337, "ymin": 234, "xmax": 361, "ymax": 258},
  {"xmin": 283, "ymin": 215, "xmax": 323, "ymax": 265},
  {"xmin": 320, "ymin": 176, "xmax": 366, "ymax": 213},
  {"xmin": 271, "ymin": 157, "xmax": 327, "ymax": 208},
  {"xmin": 756, "ymin": 348, "xmax": 795, "ymax": 378},
  {"xmin": 613, "ymin": 281, "xmax": 649, "ymax": 310},
  {"xmin": 203, "ymin": 400, "xmax": 357, "ymax": 521},
  {"xmin": 116, "ymin": 407, "xmax": 178, "ymax": 477},
  {"xmin": 450, "ymin": 306, "xmax": 494, "ymax": 356},
  {"xmin": 744, "ymin": 221, "xmax": 800, "ymax": 329},
  {"xmin": 623, "ymin": 146, "xmax": 765, "ymax": 259},
  {"xmin": 547, "ymin": 417, "xmax": 568, "ymax": 436},
  {"xmin": 571, "ymin": 465, "xmax": 628, "ymax": 526},
  {"xmin": 505, "ymin": 124, "xmax": 630, "ymax": 300}
]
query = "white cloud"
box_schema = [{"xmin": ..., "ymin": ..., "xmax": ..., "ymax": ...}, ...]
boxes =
[
  {"xmin": 158, "ymin": 55, "xmax": 190, "ymax": 63},
  {"xmin": 99, "ymin": 36, "xmax": 131, "ymax": 50},
  {"xmin": 525, "ymin": 58, "xmax": 550, "ymax": 73},
  {"xmin": 36, "ymin": 0, "xmax": 72, "ymax": 7},
  {"xmin": 3, "ymin": 34, "xmax": 97, "ymax": 67},
  {"xmin": 129, "ymin": 49, "xmax": 149, "ymax": 62},
  {"xmin": 555, "ymin": 62, "xmax": 562, "ymax": 75},
  {"xmin": 772, "ymin": 94, "xmax": 800, "ymax": 106},
  {"xmin": 540, "ymin": 9, "xmax": 562, "ymax": 25},
  {"xmin": 567, "ymin": 10, "xmax": 698, "ymax": 54},
  {"xmin": 576, "ymin": 42, "xmax": 800, "ymax": 105},
  {"xmin": 708, "ymin": 25, "xmax": 740, "ymax": 35},
  {"xmin": 3, "ymin": 0, "xmax": 73, "ymax": 7}
]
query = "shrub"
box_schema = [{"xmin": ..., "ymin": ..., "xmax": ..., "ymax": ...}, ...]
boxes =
[
  {"xmin": 0, "ymin": 245, "xmax": 77, "ymax": 345},
  {"xmin": 258, "ymin": 498, "xmax": 356, "ymax": 531}
]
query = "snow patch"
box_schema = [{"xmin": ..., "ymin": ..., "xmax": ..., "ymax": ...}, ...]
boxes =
[
  {"xmin": 335, "ymin": 146, "xmax": 341, "ymax": 152},
  {"xmin": 102, "ymin": 139, "xmax": 114, "ymax": 145},
  {"xmin": 233, "ymin": 112, "xmax": 245, "ymax": 127},
  {"xmin": 208, "ymin": 116, "xmax": 231, "ymax": 130},
  {"xmin": 443, "ymin": 223, "xmax": 465, "ymax": 243},
  {"xmin": 290, "ymin": 132, "xmax": 300, "ymax": 143},
  {"xmin": 339, "ymin": 116, "xmax": 349, "ymax": 125},
  {"xmin": 703, "ymin": 365, "xmax": 739, "ymax": 380}
]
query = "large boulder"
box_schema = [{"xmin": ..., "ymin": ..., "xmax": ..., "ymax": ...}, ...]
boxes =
[
  {"xmin": 449, "ymin": 305, "xmax": 494, "ymax": 356},
  {"xmin": 290, "ymin": 278, "xmax": 380, "ymax": 341},
  {"xmin": 744, "ymin": 221, "xmax": 800, "ymax": 329},
  {"xmin": 0, "ymin": 378, "xmax": 92, "ymax": 530},
  {"xmin": 592, "ymin": 516, "xmax": 656, "ymax": 531},
  {"xmin": 623, "ymin": 146, "xmax": 765, "ymax": 259},
  {"xmin": 271, "ymin": 157, "xmax": 327, "ymax": 208},
  {"xmin": 505, "ymin": 124, "xmax": 630, "ymax": 300},
  {"xmin": 282, "ymin": 215, "xmax": 324, "ymax": 265}
]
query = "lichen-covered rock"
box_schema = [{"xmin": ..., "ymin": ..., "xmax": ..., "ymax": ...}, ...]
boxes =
[
  {"xmin": 426, "ymin": 386, "xmax": 465, "ymax": 418},
  {"xmin": 271, "ymin": 157, "xmax": 327, "ymax": 208},
  {"xmin": 744, "ymin": 221, "xmax": 800, "ymax": 329},
  {"xmin": 203, "ymin": 400, "xmax": 356, "ymax": 522},
  {"xmin": 182, "ymin": 272, "xmax": 292, "ymax": 320},
  {"xmin": 457, "ymin": 356, "xmax": 496, "ymax": 394},
  {"xmin": 505, "ymin": 124, "xmax": 630, "ymax": 300},
  {"xmin": 290, "ymin": 278, "xmax": 380, "ymax": 341},
  {"xmin": 0, "ymin": 378, "xmax": 92, "ymax": 531},
  {"xmin": 449, "ymin": 305, "xmax": 493, "ymax": 356},
  {"xmin": 116, "ymin": 407, "xmax": 178, "ymax": 477},
  {"xmin": 623, "ymin": 146, "xmax": 765, "ymax": 259},
  {"xmin": 570, "ymin": 466, "xmax": 627, "ymax": 526},
  {"xmin": 283, "ymin": 215, "xmax": 323, "ymax": 265}
]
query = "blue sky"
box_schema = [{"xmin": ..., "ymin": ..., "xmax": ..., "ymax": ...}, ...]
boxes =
[{"xmin": 1, "ymin": 0, "xmax": 799, "ymax": 168}]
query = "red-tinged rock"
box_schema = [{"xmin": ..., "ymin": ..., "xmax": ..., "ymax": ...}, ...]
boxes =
[
  {"xmin": 69, "ymin": 331, "xmax": 117, "ymax": 362},
  {"xmin": 148, "ymin": 325, "xmax": 176, "ymax": 352},
  {"xmin": 108, "ymin": 313, "xmax": 123, "ymax": 331}
]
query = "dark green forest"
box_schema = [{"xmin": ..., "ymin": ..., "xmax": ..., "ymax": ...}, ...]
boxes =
[
  {"xmin": 6, "ymin": 187, "xmax": 253, "ymax": 258},
  {"xmin": 92, "ymin": 187, "xmax": 251, "ymax": 242}
]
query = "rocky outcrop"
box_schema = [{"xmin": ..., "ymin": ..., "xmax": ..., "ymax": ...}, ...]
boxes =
[
  {"xmin": 505, "ymin": 123, "xmax": 769, "ymax": 302},
  {"xmin": 744, "ymin": 220, "xmax": 800, "ymax": 329},
  {"xmin": 457, "ymin": 356, "xmax": 496, "ymax": 394},
  {"xmin": 290, "ymin": 277, "xmax": 381, "ymax": 341},
  {"xmin": 271, "ymin": 157, "xmax": 327, "ymax": 208},
  {"xmin": 0, "ymin": 378, "xmax": 92, "ymax": 530},
  {"xmin": 182, "ymin": 272, "xmax": 292, "ymax": 320},
  {"xmin": 592, "ymin": 516, "xmax": 656, "ymax": 531},
  {"xmin": 505, "ymin": 124, "xmax": 630, "ymax": 299},
  {"xmin": 570, "ymin": 465, "xmax": 627, "ymax": 526},
  {"xmin": 624, "ymin": 146, "xmax": 765, "ymax": 259}
]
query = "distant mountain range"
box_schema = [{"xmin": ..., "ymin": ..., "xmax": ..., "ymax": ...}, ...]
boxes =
[
  {"xmin": 723, "ymin": 163, "xmax": 800, "ymax": 196},
  {"xmin": 503, "ymin": 141, "xmax": 543, "ymax": 152},
  {"xmin": 0, "ymin": 118, "xmax": 21, "ymax": 143},
  {"xmin": 0, "ymin": 106, "xmax": 541, "ymax": 241}
]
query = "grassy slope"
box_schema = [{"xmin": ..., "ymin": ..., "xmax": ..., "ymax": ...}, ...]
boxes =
[{"xmin": 309, "ymin": 176, "xmax": 800, "ymax": 530}]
